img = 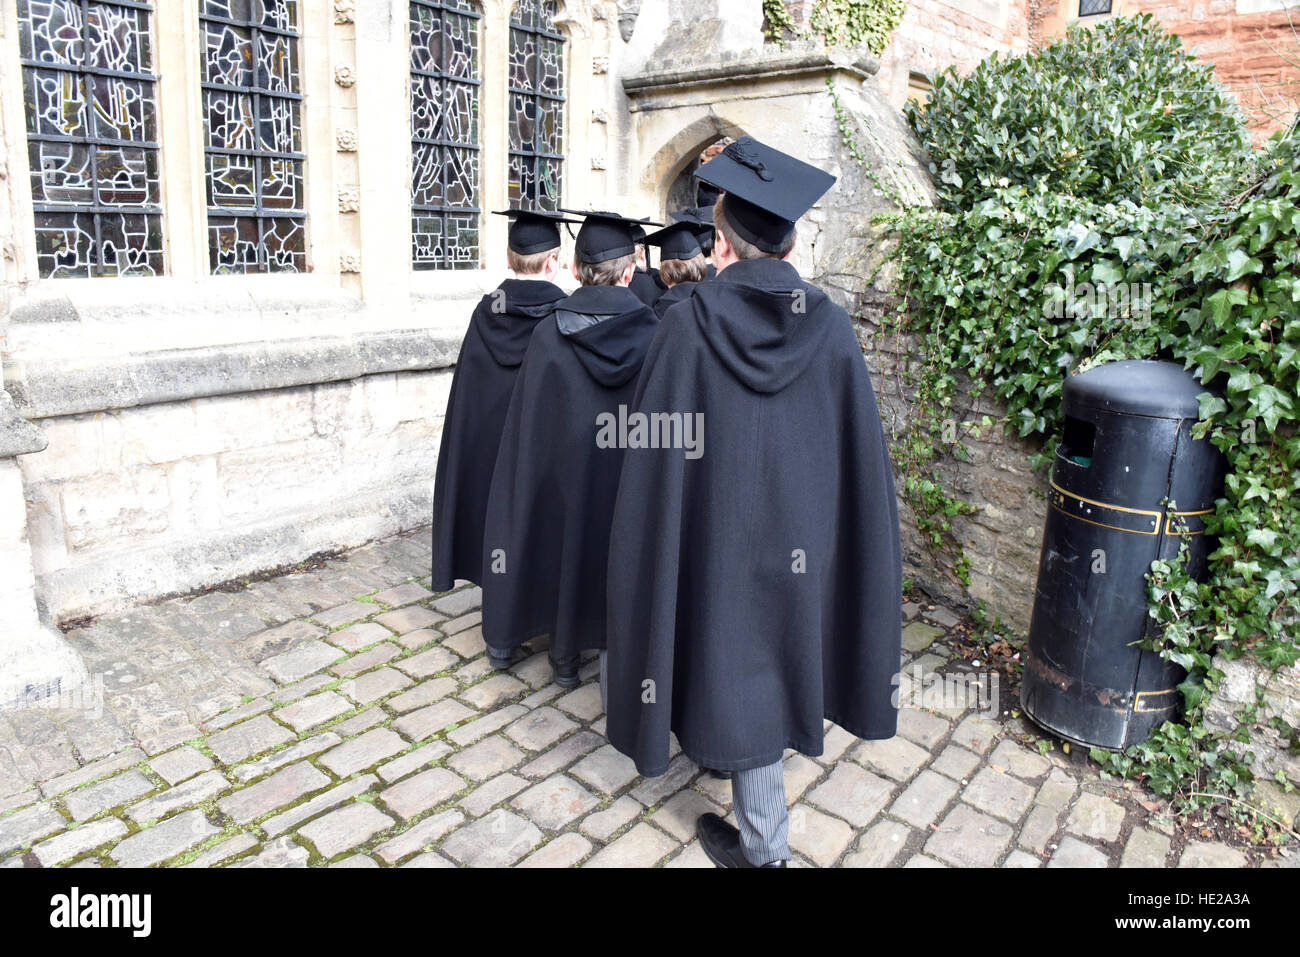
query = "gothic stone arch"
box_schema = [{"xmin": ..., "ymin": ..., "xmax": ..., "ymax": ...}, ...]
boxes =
[{"xmin": 621, "ymin": 41, "xmax": 934, "ymax": 306}]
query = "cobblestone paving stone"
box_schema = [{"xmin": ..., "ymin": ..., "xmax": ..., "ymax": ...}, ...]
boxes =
[{"xmin": 0, "ymin": 527, "xmax": 1284, "ymax": 868}]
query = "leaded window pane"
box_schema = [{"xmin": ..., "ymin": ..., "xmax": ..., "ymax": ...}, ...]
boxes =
[
  {"xmin": 410, "ymin": 0, "xmax": 481, "ymax": 269},
  {"xmin": 200, "ymin": 0, "xmax": 306, "ymax": 274},
  {"xmin": 1078, "ymin": 0, "xmax": 1111, "ymax": 15},
  {"xmin": 508, "ymin": 0, "xmax": 564, "ymax": 213},
  {"xmin": 18, "ymin": 0, "xmax": 164, "ymax": 277}
]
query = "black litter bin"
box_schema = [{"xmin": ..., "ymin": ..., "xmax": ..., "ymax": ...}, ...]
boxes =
[{"xmin": 1020, "ymin": 359, "xmax": 1225, "ymax": 751}]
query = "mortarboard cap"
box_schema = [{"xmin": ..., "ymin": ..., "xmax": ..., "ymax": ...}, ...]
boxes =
[
  {"xmin": 696, "ymin": 178, "xmax": 722, "ymax": 210},
  {"xmin": 492, "ymin": 208, "xmax": 580, "ymax": 255},
  {"xmin": 643, "ymin": 222, "xmax": 703, "ymax": 261},
  {"xmin": 561, "ymin": 209, "xmax": 663, "ymax": 265},
  {"xmin": 670, "ymin": 206, "xmax": 716, "ymax": 253},
  {"xmin": 694, "ymin": 137, "xmax": 836, "ymax": 254}
]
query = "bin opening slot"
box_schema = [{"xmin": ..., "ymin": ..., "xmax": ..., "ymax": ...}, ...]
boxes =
[{"xmin": 1059, "ymin": 416, "xmax": 1095, "ymax": 467}]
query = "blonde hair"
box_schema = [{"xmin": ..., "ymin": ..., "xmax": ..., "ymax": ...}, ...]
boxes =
[
  {"xmin": 508, "ymin": 247, "xmax": 557, "ymax": 275},
  {"xmin": 575, "ymin": 253, "xmax": 636, "ymax": 286},
  {"xmin": 659, "ymin": 254, "xmax": 707, "ymax": 286},
  {"xmin": 712, "ymin": 197, "xmax": 797, "ymax": 260}
]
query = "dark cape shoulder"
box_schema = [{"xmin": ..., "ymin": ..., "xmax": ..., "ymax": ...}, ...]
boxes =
[
  {"xmin": 481, "ymin": 285, "xmax": 659, "ymax": 657},
  {"xmin": 652, "ymin": 280, "xmax": 698, "ymax": 319},
  {"xmin": 429, "ymin": 279, "xmax": 566, "ymax": 592},
  {"xmin": 604, "ymin": 258, "xmax": 903, "ymax": 776},
  {"xmin": 629, "ymin": 268, "xmax": 667, "ymax": 308}
]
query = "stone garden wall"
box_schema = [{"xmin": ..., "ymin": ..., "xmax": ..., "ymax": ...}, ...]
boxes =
[
  {"xmin": 857, "ymin": 297, "xmax": 1049, "ymax": 637},
  {"xmin": 16, "ymin": 366, "xmax": 453, "ymax": 622}
]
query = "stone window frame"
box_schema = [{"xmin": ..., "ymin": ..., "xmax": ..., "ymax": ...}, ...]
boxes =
[
  {"xmin": 1056, "ymin": 0, "xmax": 1119, "ymax": 24},
  {"xmin": 3, "ymin": 0, "xmax": 598, "ymax": 301},
  {"xmin": 199, "ymin": 0, "xmax": 309, "ymax": 275},
  {"xmin": 2, "ymin": 0, "xmax": 340, "ymax": 288},
  {"xmin": 506, "ymin": 0, "xmax": 566, "ymax": 212},
  {"xmin": 1077, "ymin": 0, "xmax": 1112, "ymax": 16},
  {"xmin": 14, "ymin": 0, "xmax": 166, "ymax": 279},
  {"xmin": 409, "ymin": 0, "xmax": 593, "ymax": 285},
  {"xmin": 409, "ymin": 0, "xmax": 484, "ymax": 271}
]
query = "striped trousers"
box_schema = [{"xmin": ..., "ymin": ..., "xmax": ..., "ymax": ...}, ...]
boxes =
[
  {"xmin": 601, "ymin": 653, "xmax": 791, "ymax": 865},
  {"xmin": 732, "ymin": 761, "xmax": 791, "ymax": 865}
]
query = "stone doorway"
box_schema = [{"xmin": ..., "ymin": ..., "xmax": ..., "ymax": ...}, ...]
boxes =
[{"xmin": 619, "ymin": 13, "xmax": 933, "ymax": 306}]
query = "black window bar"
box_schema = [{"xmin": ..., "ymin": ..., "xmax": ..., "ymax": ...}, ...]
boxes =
[
  {"xmin": 19, "ymin": 0, "xmax": 164, "ymax": 277},
  {"xmin": 410, "ymin": 0, "xmax": 482, "ymax": 270},
  {"xmin": 199, "ymin": 0, "xmax": 306, "ymax": 274},
  {"xmin": 508, "ymin": 0, "xmax": 565, "ymax": 212}
]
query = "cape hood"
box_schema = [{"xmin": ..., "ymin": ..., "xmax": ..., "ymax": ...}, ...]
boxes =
[
  {"xmin": 553, "ymin": 285, "xmax": 659, "ymax": 388},
  {"xmin": 476, "ymin": 278, "xmax": 567, "ymax": 367},
  {"xmin": 691, "ymin": 258, "xmax": 837, "ymax": 395}
]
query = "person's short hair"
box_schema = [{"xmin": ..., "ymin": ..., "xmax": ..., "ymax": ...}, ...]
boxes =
[
  {"xmin": 712, "ymin": 197, "xmax": 797, "ymax": 260},
  {"xmin": 576, "ymin": 253, "xmax": 636, "ymax": 286},
  {"xmin": 658, "ymin": 254, "xmax": 707, "ymax": 286},
  {"xmin": 507, "ymin": 246, "xmax": 557, "ymax": 275},
  {"xmin": 699, "ymin": 138, "xmax": 732, "ymax": 164}
]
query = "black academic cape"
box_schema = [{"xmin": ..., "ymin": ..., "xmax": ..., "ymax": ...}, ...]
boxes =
[
  {"xmin": 605, "ymin": 257, "xmax": 903, "ymax": 776},
  {"xmin": 629, "ymin": 267, "xmax": 667, "ymax": 308},
  {"xmin": 652, "ymin": 281, "xmax": 698, "ymax": 319},
  {"xmin": 429, "ymin": 278, "xmax": 566, "ymax": 592},
  {"xmin": 481, "ymin": 284, "xmax": 659, "ymax": 658}
]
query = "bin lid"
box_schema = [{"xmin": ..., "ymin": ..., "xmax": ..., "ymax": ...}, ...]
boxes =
[{"xmin": 1064, "ymin": 359, "xmax": 1210, "ymax": 419}]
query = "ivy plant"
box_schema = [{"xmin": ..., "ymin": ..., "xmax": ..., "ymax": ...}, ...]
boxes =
[
  {"xmin": 764, "ymin": 0, "xmax": 906, "ymax": 56},
  {"xmin": 908, "ymin": 14, "xmax": 1254, "ymax": 210},
  {"xmin": 876, "ymin": 14, "xmax": 1298, "ymax": 812}
]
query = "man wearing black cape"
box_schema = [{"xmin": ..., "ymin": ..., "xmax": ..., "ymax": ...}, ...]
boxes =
[
  {"xmin": 481, "ymin": 211, "xmax": 660, "ymax": 687},
  {"xmin": 429, "ymin": 210, "xmax": 574, "ymax": 617},
  {"xmin": 604, "ymin": 138, "xmax": 903, "ymax": 868},
  {"xmin": 643, "ymin": 221, "xmax": 708, "ymax": 320},
  {"xmin": 628, "ymin": 225, "xmax": 668, "ymax": 308},
  {"xmin": 669, "ymin": 206, "xmax": 718, "ymax": 281}
]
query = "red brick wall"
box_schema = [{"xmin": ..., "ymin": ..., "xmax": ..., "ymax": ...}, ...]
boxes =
[
  {"xmin": 1124, "ymin": 1, "xmax": 1300, "ymax": 139},
  {"xmin": 1033, "ymin": 1, "xmax": 1300, "ymax": 139},
  {"xmin": 778, "ymin": 0, "xmax": 1035, "ymax": 105},
  {"xmin": 878, "ymin": 0, "xmax": 1035, "ymax": 103},
  {"xmin": 777, "ymin": 1, "xmax": 1299, "ymax": 136}
]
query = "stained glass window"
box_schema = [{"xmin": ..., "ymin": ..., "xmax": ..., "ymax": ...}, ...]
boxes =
[
  {"xmin": 18, "ymin": 0, "xmax": 164, "ymax": 278},
  {"xmin": 410, "ymin": 0, "xmax": 481, "ymax": 270},
  {"xmin": 508, "ymin": 0, "xmax": 564, "ymax": 211},
  {"xmin": 199, "ymin": 0, "xmax": 306, "ymax": 274}
]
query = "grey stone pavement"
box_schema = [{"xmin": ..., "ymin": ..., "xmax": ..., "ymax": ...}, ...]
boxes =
[{"xmin": 0, "ymin": 527, "xmax": 1291, "ymax": 868}]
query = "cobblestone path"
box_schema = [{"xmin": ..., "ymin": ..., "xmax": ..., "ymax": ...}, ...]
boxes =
[{"xmin": 0, "ymin": 529, "xmax": 1287, "ymax": 868}]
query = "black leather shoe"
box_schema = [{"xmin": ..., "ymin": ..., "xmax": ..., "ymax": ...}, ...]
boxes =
[
  {"xmin": 487, "ymin": 648, "xmax": 513, "ymax": 670},
  {"xmin": 550, "ymin": 654, "xmax": 580, "ymax": 689},
  {"xmin": 696, "ymin": 813, "xmax": 787, "ymax": 868},
  {"xmin": 705, "ymin": 768, "xmax": 732, "ymax": 780}
]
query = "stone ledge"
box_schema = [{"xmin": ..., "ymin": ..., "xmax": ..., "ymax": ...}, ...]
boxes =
[
  {"xmin": 37, "ymin": 481, "xmax": 434, "ymax": 621},
  {"xmin": 623, "ymin": 43, "xmax": 879, "ymax": 98},
  {"xmin": 5, "ymin": 326, "xmax": 463, "ymax": 420},
  {"xmin": 0, "ymin": 391, "xmax": 47, "ymax": 458}
]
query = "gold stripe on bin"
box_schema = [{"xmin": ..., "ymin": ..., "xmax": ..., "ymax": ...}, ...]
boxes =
[
  {"xmin": 1134, "ymin": 688, "xmax": 1179, "ymax": 713},
  {"xmin": 1048, "ymin": 481, "xmax": 1214, "ymax": 537},
  {"xmin": 1047, "ymin": 481, "xmax": 1162, "ymax": 535},
  {"xmin": 1164, "ymin": 508, "xmax": 1213, "ymax": 536}
]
